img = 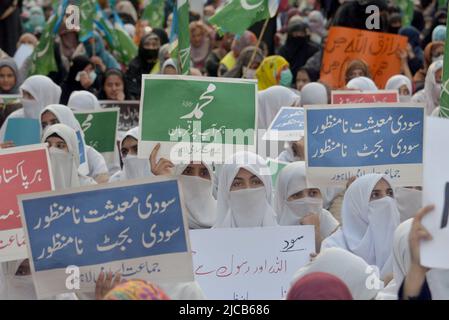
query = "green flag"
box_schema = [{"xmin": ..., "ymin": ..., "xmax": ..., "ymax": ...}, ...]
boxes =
[
  {"xmin": 28, "ymin": 15, "xmax": 58, "ymax": 76},
  {"xmin": 142, "ymin": 0, "xmax": 165, "ymax": 28},
  {"xmin": 79, "ymin": 0, "xmax": 96, "ymax": 42},
  {"xmin": 209, "ymin": 0, "xmax": 279, "ymax": 35},
  {"xmin": 112, "ymin": 13, "xmax": 138, "ymax": 65},
  {"xmin": 177, "ymin": 0, "xmax": 191, "ymax": 75},
  {"xmin": 396, "ymin": 0, "xmax": 414, "ymax": 26},
  {"xmin": 440, "ymin": 7, "xmax": 449, "ymax": 118}
]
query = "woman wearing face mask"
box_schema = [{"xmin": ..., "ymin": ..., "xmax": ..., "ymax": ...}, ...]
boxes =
[
  {"xmin": 60, "ymin": 55, "xmax": 100, "ymax": 105},
  {"xmin": 223, "ymin": 46, "xmax": 264, "ymax": 79},
  {"xmin": 125, "ymin": 32, "xmax": 161, "ymax": 99},
  {"xmin": 0, "ymin": 75, "xmax": 61, "ymax": 143},
  {"xmin": 385, "ymin": 75, "xmax": 413, "ymax": 103},
  {"xmin": 346, "ymin": 76, "xmax": 379, "ymax": 91},
  {"xmin": 256, "ymin": 56, "xmax": 293, "ymax": 90},
  {"xmin": 40, "ymin": 104, "xmax": 109, "ymax": 184},
  {"xmin": 0, "ymin": 58, "xmax": 21, "ymax": 94},
  {"xmin": 213, "ymin": 151, "xmax": 278, "ymax": 228},
  {"xmin": 275, "ymin": 162, "xmax": 339, "ymax": 251},
  {"xmin": 321, "ymin": 174, "xmax": 400, "ymax": 279},
  {"xmin": 174, "ymin": 162, "xmax": 218, "ymax": 229},
  {"xmin": 278, "ymin": 19, "xmax": 320, "ymax": 81}
]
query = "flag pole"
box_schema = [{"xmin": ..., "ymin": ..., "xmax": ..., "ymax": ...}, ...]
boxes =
[{"xmin": 246, "ymin": 18, "xmax": 270, "ymax": 70}]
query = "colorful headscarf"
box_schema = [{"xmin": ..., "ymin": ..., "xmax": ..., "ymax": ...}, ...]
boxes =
[
  {"xmin": 287, "ymin": 272, "xmax": 353, "ymax": 300},
  {"xmin": 103, "ymin": 280, "xmax": 170, "ymax": 300},
  {"xmin": 256, "ymin": 56, "xmax": 290, "ymax": 90}
]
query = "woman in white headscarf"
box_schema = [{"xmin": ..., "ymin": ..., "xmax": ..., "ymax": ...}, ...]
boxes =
[
  {"xmin": 274, "ymin": 162, "xmax": 339, "ymax": 250},
  {"xmin": 174, "ymin": 163, "xmax": 217, "ymax": 229},
  {"xmin": 214, "ymin": 151, "xmax": 278, "ymax": 228},
  {"xmin": 67, "ymin": 90, "xmax": 101, "ymax": 111},
  {"xmin": 40, "ymin": 104, "xmax": 109, "ymax": 183},
  {"xmin": 0, "ymin": 75, "xmax": 61, "ymax": 142},
  {"xmin": 346, "ymin": 76, "xmax": 378, "ymax": 91},
  {"xmin": 42, "ymin": 123, "xmax": 96, "ymax": 189},
  {"xmin": 423, "ymin": 59, "xmax": 443, "ymax": 115},
  {"xmin": 161, "ymin": 58, "xmax": 179, "ymax": 75},
  {"xmin": 385, "ymin": 75, "xmax": 413, "ymax": 102},
  {"xmin": 321, "ymin": 174, "xmax": 400, "ymax": 278},
  {"xmin": 291, "ymin": 247, "xmax": 382, "ymax": 300},
  {"xmin": 300, "ymin": 82, "xmax": 328, "ymax": 107}
]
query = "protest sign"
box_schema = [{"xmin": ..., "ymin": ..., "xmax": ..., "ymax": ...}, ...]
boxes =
[
  {"xmin": 0, "ymin": 95, "xmax": 21, "ymax": 128},
  {"xmin": 19, "ymin": 177, "xmax": 193, "ymax": 299},
  {"xmin": 305, "ymin": 103, "xmax": 425, "ymax": 187},
  {"xmin": 5, "ymin": 118, "xmax": 41, "ymax": 146},
  {"xmin": 320, "ymin": 27, "xmax": 408, "ymax": 89},
  {"xmin": 0, "ymin": 144, "xmax": 53, "ymax": 262},
  {"xmin": 263, "ymin": 107, "xmax": 304, "ymax": 141},
  {"xmin": 190, "ymin": 226, "xmax": 315, "ymax": 300},
  {"xmin": 138, "ymin": 75, "xmax": 257, "ymax": 164},
  {"xmin": 422, "ymin": 117, "xmax": 449, "ymax": 269},
  {"xmin": 331, "ymin": 90, "xmax": 399, "ymax": 104},
  {"xmin": 99, "ymin": 100, "xmax": 140, "ymax": 133}
]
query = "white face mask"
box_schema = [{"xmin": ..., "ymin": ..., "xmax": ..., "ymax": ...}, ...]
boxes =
[
  {"xmin": 122, "ymin": 154, "xmax": 151, "ymax": 180},
  {"xmin": 242, "ymin": 66, "xmax": 257, "ymax": 79},
  {"xmin": 179, "ymin": 175, "xmax": 217, "ymax": 228},
  {"xmin": 395, "ymin": 187, "xmax": 422, "ymax": 222},
  {"xmin": 286, "ymin": 197, "xmax": 323, "ymax": 221},
  {"xmin": 49, "ymin": 147, "xmax": 75, "ymax": 190},
  {"xmin": 21, "ymin": 98, "xmax": 42, "ymax": 119},
  {"xmin": 399, "ymin": 95, "xmax": 411, "ymax": 102},
  {"xmin": 229, "ymin": 187, "xmax": 268, "ymax": 227}
]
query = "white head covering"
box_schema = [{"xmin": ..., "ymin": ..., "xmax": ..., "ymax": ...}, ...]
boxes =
[
  {"xmin": 42, "ymin": 123, "xmax": 81, "ymax": 189},
  {"xmin": 385, "ymin": 75, "xmax": 412, "ymax": 102},
  {"xmin": 291, "ymin": 247, "xmax": 382, "ymax": 300},
  {"xmin": 257, "ymin": 85, "xmax": 300, "ymax": 130},
  {"xmin": 40, "ymin": 104, "xmax": 82, "ymax": 133},
  {"xmin": 341, "ymin": 174, "xmax": 400, "ymax": 277},
  {"xmin": 213, "ymin": 151, "xmax": 278, "ymax": 228},
  {"xmin": 20, "ymin": 75, "xmax": 62, "ymax": 119},
  {"xmin": 424, "ymin": 59, "xmax": 443, "ymax": 115},
  {"xmin": 161, "ymin": 58, "xmax": 179, "ymax": 74},
  {"xmin": 394, "ymin": 187, "xmax": 422, "ymax": 222},
  {"xmin": 174, "ymin": 163, "xmax": 217, "ymax": 229},
  {"xmin": 67, "ymin": 90, "xmax": 101, "ymax": 111},
  {"xmin": 346, "ymin": 76, "xmax": 378, "ymax": 91},
  {"xmin": 300, "ymin": 82, "xmax": 328, "ymax": 107},
  {"xmin": 159, "ymin": 281, "xmax": 206, "ymax": 300},
  {"xmin": 274, "ymin": 162, "xmax": 339, "ymax": 238}
]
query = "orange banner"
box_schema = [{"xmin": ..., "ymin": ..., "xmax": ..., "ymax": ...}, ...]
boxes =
[{"xmin": 320, "ymin": 27, "xmax": 408, "ymax": 90}]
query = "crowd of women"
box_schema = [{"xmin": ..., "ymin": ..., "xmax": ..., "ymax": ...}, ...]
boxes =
[{"xmin": 0, "ymin": 0, "xmax": 448, "ymax": 300}]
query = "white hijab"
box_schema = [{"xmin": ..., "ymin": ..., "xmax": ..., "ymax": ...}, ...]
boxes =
[
  {"xmin": 346, "ymin": 76, "xmax": 378, "ymax": 91},
  {"xmin": 385, "ymin": 75, "xmax": 412, "ymax": 102},
  {"xmin": 321, "ymin": 174, "xmax": 400, "ymax": 278},
  {"xmin": 394, "ymin": 187, "xmax": 422, "ymax": 222},
  {"xmin": 424, "ymin": 60, "xmax": 443, "ymax": 115},
  {"xmin": 67, "ymin": 90, "xmax": 101, "ymax": 111},
  {"xmin": 41, "ymin": 104, "xmax": 82, "ymax": 133},
  {"xmin": 300, "ymin": 82, "xmax": 328, "ymax": 107},
  {"xmin": 274, "ymin": 161, "xmax": 339, "ymax": 238},
  {"xmin": 291, "ymin": 247, "xmax": 382, "ymax": 300},
  {"xmin": 174, "ymin": 163, "xmax": 217, "ymax": 229},
  {"xmin": 213, "ymin": 151, "xmax": 278, "ymax": 228},
  {"xmin": 257, "ymin": 85, "xmax": 300, "ymax": 130}
]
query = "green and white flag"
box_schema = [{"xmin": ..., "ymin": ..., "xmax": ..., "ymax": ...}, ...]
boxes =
[
  {"xmin": 440, "ymin": 6, "xmax": 449, "ymax": 118},
  {"xmin": 142, "ymin": 0, "xmax": 165, "ymax": 28},
  {"xmin": 74, "ymin": 108, "xmax": 119, "ymax": 165},
  {"xmin": 209, "ymin": 0, "xmax": 279, "ymax": 35},
  {"xmin": 177, "ymin": 0, "xmax": 191, "ymax": 75},
  {"xmin": 79, "ymin": 0, "xmax": 96, "ymax": 42},
  {"xmin": 396, "ymin": 0, "xmax": 414, "ymax": 26},
  {"xmin": 28, "ymin": 15, "xmax": 58, "ymax": 76},
  {"xmin": 113, "ymin": 12, "xmax": 138, "ymax": 65},
  {"xmin": 138, "ymin": 75, "xmax": 257, "ymax": 164}
]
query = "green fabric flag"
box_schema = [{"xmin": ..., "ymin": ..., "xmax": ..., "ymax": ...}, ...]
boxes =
[
  {"xmin": 112, "ymin": 13, "xmax": 138, "ymax": 65},
  {"xmin": 396, "ymin": 0, "xmax": 414, "ymax": 26},
  {"xmin": 79, "ymin": 0, "xmax": 96, "ymax": 42},
  {"xmin": 177, "ymin": 0, "xmax": 191, "ymax": 75},
  {"xmin": 95, "ymin": 5, "xmax": 116, "ymax": 51},
  {"xmin": 209, "ymin": 0, "xmax": 279, "ymax": 35},
  {"xmin": 440, "ymin": 7, "xmax": 449, "ymax": 118},
  {"xmin": 142, "ymin": 0, "xmax": 165, "ymax": 28},
  {"xmin": 28, "ymin": 15, "xmax": 58, "ymax": 76}
]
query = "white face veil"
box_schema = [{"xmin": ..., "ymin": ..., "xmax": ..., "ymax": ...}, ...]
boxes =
[
  {"xmin": 346, "ymin": 76, "xmax": 378, "ymax": 91},
  {"xmin": 274, "ymin": 161, "xmax": 339, "ymax": 238},
  {"xmin": 20, "ymin": 75, "xmax": 62, "ymax": 119},
  {"xmin": 394, "ymin": 187, "xmax": 422, "ymax": 222},
  {"xmin": 119, "ymin": 127, "xmax": 152, "ymax": 180},
  {"xmin": 385, "ymin": 75, "xmax": 413, "ymax": 102},
  {"xmin": 174, "ymin": 163, "xmax": 217, "ymax": 229},
  {"xmin": 67, "ymin": 90, "xmax": 101, "ymax": 111},
  {"xmin": 42, "ymin": 123, "xmax": 81, "ymax": 190},
  {"xmin": 291, "ymin": 247, "xmax": 382, "ymax": 300},
  {"xmin": 213, "ymin": 151, "xmax": 278, "ymax": 228},
  {"xmin": 340, "ymin": 174, "xmax": 400, "ymax": 277}
]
